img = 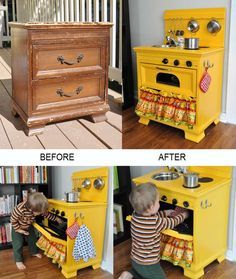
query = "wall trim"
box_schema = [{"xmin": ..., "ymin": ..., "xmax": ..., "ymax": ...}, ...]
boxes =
[
  {"xmin": 226, "ymin": 249, "xmax": 236, "ymax": 262},
  {"xmin": 225, "ymin": 0, "xmax": 236, "ymax": 124}
]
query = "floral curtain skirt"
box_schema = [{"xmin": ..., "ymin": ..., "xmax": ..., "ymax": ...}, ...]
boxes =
[
  {"xmin": 135, "ymin": 87, "xmax": 196, "ymax": 128},
  {"xmin": 36, "ymin": 235, "xmax": 66, "ymax": 264},
  {"xmin": 160, "ymin": 234, "xmax": 193, "ymax": 267}
]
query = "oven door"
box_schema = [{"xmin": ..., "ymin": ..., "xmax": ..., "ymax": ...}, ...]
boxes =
[
  {"xmin": 140, "ymin": 63, "xmax": 197, "ymax": 98},
  {"xmin": 33, "ymin": 223, "xmax": 67, "ymax": 246}
]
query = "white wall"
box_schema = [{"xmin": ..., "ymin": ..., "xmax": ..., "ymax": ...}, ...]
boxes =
[
  {"xmin": 52, "ymin": 166, "xmax": 113, "ymax": 274},
  {"xmin": 226, "ymin": 0, "xmax": 236, "ymax": 124},
  {"xmin": 130, "ymin": 166, "xmax": 236, "ymax": 261},
  {"xmin": 130, "ymin": 166, "xmax": 161, "ymax": 179},
  {"xmin": 129, "ymin": 0, "xmax": 231, "ymax": 116}
]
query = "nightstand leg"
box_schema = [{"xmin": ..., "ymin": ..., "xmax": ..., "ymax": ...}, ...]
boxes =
[
  {"xmin": 184, "ymin": 131, "xmax": 205, "ymax": 143},
  {"xmin": 217, "ymin": 254, "xmax": 226, "ymax": 263},
  {"xmin": 184, "ymin": 268, "xmax": 204, "ymax": 279},
  {"xmin": 214, "ymin": 118, "xmax": 220, "ymax": 125},
  {"xmin": 92, "ymin": 263, "xmax": 101, "ymax": 269},
  {"xmin": 139, "ymin": 117, "xmax": 150, "ymax": 125},
  {"xmin": 24, "ymin": 125, "xmax": 45, "ymax": 136},
  {"xmin": 11, "ymin": 107, "xmax": 19, "ymax": 117},
  {"xmin": 90, "ymin": 113, "xmax": 107, "ymax": 123}
]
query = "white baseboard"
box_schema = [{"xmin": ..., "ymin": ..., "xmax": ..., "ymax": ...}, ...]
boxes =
[
  {"xmin": 101, "ymin": 259, "xmax": 113, "ymax": 274},
  {"xmin": 220, "ymin": 113, "xmax": 227, "ymax": 123},
  {"xmin": 220, "ymin": 113, "xmax": 236, "ymax": 124},
  {"xmin": 226, "ymin": 249, "xmax": 236, "ymax": 261}
]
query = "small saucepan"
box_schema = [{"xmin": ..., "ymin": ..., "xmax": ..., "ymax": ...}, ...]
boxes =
[
  {"xmin": 183, "ymin": 172, "xmax": 199, "ymax": 188},
  {"xmin": 184, "ymin": 38, "xmax": 199, "ymax": 50},
  {"xmin": 65, "ymin": 191, "xmax": 80, "ymax": 203}
]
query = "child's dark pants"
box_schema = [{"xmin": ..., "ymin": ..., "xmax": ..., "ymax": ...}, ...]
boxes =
[
  {"xmin": 130, "ymin": 260, "xmax": 166, "ymax": 279},
  {"xmin": 12, "ymin": 226, "xmax": 38, "ymax": 262}
]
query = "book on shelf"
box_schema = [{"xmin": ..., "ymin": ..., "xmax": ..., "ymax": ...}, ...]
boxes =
[
  {"xmin": 0, "ymin": 195, "xmax": 19, "ymax": 215},
  {"xmin": 0, "ymin": 223, "xmax": 12, "ymax": 244},
  {"xmin": 114, "ymin": 203, "xmax": 124, "ymax": 234},
  {"xmin": 0, "ymin": 166, "xmax": 48, "ymax": 184},
  {"xmin": 113, "ymin": 211, "xmax": 118, "ymax": 235}
]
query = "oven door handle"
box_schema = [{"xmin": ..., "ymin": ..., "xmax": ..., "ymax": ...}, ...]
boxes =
[{"xmin": 156, "ymin": 67, "xmax": 172, "ymax": 71}]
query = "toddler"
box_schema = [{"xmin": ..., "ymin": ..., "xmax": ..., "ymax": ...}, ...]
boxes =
[
  {"xmin": 119, "ymin": 182, "xmax": 189, "ymax": 279},
  {"xmin": 10, "ymin": 192, "xmax": 61, "ymax": 270}
]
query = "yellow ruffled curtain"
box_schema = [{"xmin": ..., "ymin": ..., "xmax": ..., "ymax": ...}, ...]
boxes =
[
  {"xmin": 135, "ymin": 87, "xmax": 196, "ymax": 128},
  {"xmin": 36, "ymin": 235, "xmax": 66, "ymax": 264},
  {"xmin": 160, "ymin": 234, "xmax": 193, "ymax": 267}
]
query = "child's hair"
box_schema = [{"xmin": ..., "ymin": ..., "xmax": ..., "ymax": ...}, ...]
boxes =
[
  {"xmin": 129, "ymin": 182, "xmax": 158, "ymax": 214},
  {"xmin": 26, "ymin": 192, "xmax": 49, "ymax": 213}
]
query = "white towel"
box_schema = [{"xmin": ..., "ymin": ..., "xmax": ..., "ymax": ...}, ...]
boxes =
[{"xmin": 72, "ymin": 224, "xmax": 96, "ymax": 262}]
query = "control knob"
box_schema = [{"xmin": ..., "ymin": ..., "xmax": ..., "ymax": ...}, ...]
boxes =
[
  {"xmin": 174, "ymin": 59, "xmax": 180, "ymax": 66},
  {"xmin": 162, "ymin": 58, "xmax": 168, "ymax": 64},
  {"xmin": 61, "ymin": 211, "xmax": 65, "ymax": 217},
  {"xmin": 186, "ymin": 61, "xmax": 192, "ymax": 67},
  {"xmin": 55, "ymin": 209, "xmax": 60, "ymax": 215},
  {"xmin": 183, "ymin": 201, "xmax": 189, "ymax": 208},
  {"xmin": 161, "ymin": 195, "xmax": 167, "ymax": 202},
  {"xmin": 51, "ymin": 208, "xmax": 55, "ymax": 213},
  {"xmin": 172, "ymin": 199, "xmax": 178, "ymax": 205}
]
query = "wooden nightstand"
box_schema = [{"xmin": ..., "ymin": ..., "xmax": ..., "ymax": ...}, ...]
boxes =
[{"xmin": 9, "ymin": 22, "xmax": 112, "ymax": 136}]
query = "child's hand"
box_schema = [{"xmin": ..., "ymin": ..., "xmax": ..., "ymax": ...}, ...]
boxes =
[
  {"xmin": 182, "ymin": 210, "xmax": 189, "ymax": 219},
  {"xmin": 165, "ymin": 209, "xmax": 176, "ymax": 216},
  {"xmin": 16, "ymin": 229, "xmax": 29, "ymax": 235},
  {"xmin": 56, "ymin": 217, "xmax": 63, "ymax": 224}
]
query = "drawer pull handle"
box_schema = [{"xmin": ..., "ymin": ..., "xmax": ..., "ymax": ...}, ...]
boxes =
[
  {"xmin": 57, "ymin": 54, "xmax": 84, "ymax": 65},
  {"xmin": 156, "ymin": 67, "xmax": 171, "ymax": 71},
  {"xmin": 56, "ymin": 86, "xmax": 83, "ymax": 97}
]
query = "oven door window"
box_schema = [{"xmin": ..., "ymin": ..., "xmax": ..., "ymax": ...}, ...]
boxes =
[
  {"xmin": 140, "ymin": 63, "xmax": 197, "ymax": 98},
  {"xmin": 33, "ymin": 222, "xmax": 67, "ymax": 245},
  {"xmin": 156, "ymin": 73, "xmax": 180, "ymax": 87}
]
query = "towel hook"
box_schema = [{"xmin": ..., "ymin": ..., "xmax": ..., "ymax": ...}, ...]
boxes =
[{"xmin": 203, "ymin": 60, "xmax": 214, "ymax": 69}]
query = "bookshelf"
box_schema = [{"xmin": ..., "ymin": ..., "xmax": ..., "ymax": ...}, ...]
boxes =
[
  {"xmin": 114, "ymin": 167, "xmax": 133, "ymax": 245},
  {"xmin": 0, "ymin": 166, "xmax": 52, "ymax": 250}
]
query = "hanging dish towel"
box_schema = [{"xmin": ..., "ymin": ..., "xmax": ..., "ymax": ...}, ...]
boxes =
[
  {"xmin": 72, "ymin": 224, "xmax": 96, "ymax": 262},
  {"xmin": 199, "ymin": 68, "xmax": 211, "ymax": 93}
]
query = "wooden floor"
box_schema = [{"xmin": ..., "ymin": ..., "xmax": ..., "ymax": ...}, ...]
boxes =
[
  {"xmin": 123, "ymin": 107, "xmax": 236, "ymax": 149},
  {"xmin": 0, "ymin": 246, "xmax": 112, "ymax": 279},
  {"xmin": 114, "ymin": 239, "xmax": 236, "ymax": 279},
  {"xmin": 0, "ymin": 48, "xmax": 122, "ymax": 149}
]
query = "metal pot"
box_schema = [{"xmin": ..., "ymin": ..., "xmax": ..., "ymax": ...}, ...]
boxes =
[
  {"xmin": 207, "ymin": 20, "xmax": 221, "ymax": 34},
  {"xmin": 183, "ymin": 172, "xmax": 199, "ymax": 188},
  {"xmin": 94, "ymin": 177, "xmax": 105, "ymax": 190},
  {"xmin": 65, "ymin": 191, "xmax": 80, "ymax": 202},
  {"xmin": 187, "ymin": 20, "xmax": 199, "ymax": 33},
  {"xmin": 184, "ymin": 38, "xmax": 199, "ymax": 50}
]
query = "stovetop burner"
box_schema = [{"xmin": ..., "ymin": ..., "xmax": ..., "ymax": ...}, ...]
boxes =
[
  {"xmin": 183, "ymin": 184, "xmax": 201, "ymax": 189},
  {"xmin": 198, "ymin": 177, "xmax": 214, "ymax": 183}
]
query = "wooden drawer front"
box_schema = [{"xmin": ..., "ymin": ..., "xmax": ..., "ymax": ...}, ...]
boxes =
[
  {"xmin": 33, "ymin": 75, "xmax": 105, "ymax": 112},
  {"xmin": 33, "ymin": 42, "xmax": 106, "ymax": 79},
  {"xmin": 140, "ymin": 63, "xmax": 197, "ymax": 98}
]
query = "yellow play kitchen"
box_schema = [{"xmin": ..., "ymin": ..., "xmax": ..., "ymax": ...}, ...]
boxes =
[
  {"xmin": 33, "ymin": 167, "xmax": 109, "ymax": 278},
  {"xmin": 134, "ymin": 8, "xmax": 226, "ymax": 143},
  {"xmin": 132, "ymin": 166, "xmax": 232, "ymax": 279}
]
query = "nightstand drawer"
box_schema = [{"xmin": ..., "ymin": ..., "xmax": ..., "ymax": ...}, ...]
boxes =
[
  {"xmin": 33, "ymin": 42, "xmax": 106, "ymax": 79},
  {"xmin": 32, "ymin": 74, "xmax": 105, "ymax": 112}
]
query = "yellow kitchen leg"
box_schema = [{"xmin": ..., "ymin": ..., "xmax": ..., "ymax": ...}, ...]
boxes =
[
  {"xmin": 184, "ymin": 131, "xmax": 205, "ymax": 143},
  {"xmin": 61, "ymin": 268, "xmax": 77, "ymax": 279},
  {"xmin": 217, "ymin": 254, "xmax": 226, "ymax": 263},
  {"xmin": 184, "ymin": 268, "xmax": 204, "ymax": 279},
  {"xmin": 92, "ymin": 263, "xmax": 101, "ymax": 269},
  {"xmin": 214, "ymin": 118, "xmax": 220, "ymax": 125},
  {"xmin": 139, "ymin": 117, "xmax": 150, "ymax": 125}
]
